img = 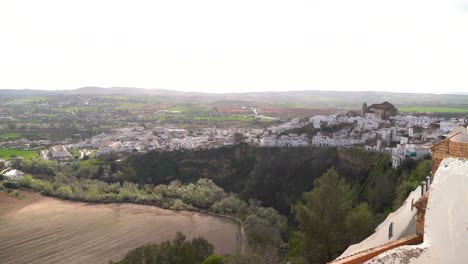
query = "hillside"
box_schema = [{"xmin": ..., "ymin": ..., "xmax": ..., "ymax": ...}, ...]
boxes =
[
  {"xmin": 1, "ymin": 88, "xmax": 468, "ymax": 110},
  {"xmin": 125, "ymin": 145, "xmax": 421, "ymax": 215}
]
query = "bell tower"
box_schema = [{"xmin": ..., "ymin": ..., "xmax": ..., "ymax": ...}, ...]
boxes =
[{"xmin": 362, "ymin": 102, "xmax": 368, "ymax": 117}]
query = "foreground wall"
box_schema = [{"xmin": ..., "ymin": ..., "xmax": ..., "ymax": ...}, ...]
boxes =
[
  {"xmin": 338, "ymin": 185, "xmax": 422, "ymax": 258},
  {"xmin": 365, "ymin": 158, "xmax": 468, "ymax": 264}
]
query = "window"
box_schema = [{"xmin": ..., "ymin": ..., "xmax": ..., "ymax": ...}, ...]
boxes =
[
  {"xmin": 389, "ymin": 222, "xmax": 394, "ymax": 239},
  {"xmin": 411, "ymin": 198, "xmax": 414, "ymax": 211}
]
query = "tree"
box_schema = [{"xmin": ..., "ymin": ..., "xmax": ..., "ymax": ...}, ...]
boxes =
[
  {"xmin": 224, "ymin": 254, "xmax": 263, "ymax": 264},
  {"xmin": 191, "ymin": 237, "xmax": 215, "ymax": 263},
  {"xmin": 202, "ymin": 255, "xmax": 225, "ymax": 264},
  {"xmin": 294, "ymin": 168, "xmax": 353, "ymax": 264},
  {"xmin": 56, "ymin": 185, "xmax": 73, "ymax": 199},
  {"xmin": 111, "ymin": 232, "xmax": 214, "ymax": 264},
  {"xmin": 283, "ymin": 232, "xmax": 307, "ymax": 264},
  {"xmin": 345, "ymin": 203, "xmax": 374, "ymax": 244}
]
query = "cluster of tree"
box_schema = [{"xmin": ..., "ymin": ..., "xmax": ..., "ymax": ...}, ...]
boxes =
[
  {"xmin": 392, "ymin": 159, "xmax": 432, "ymax": 209},
  {"xmin": 21, "ymin": 145, "xmax": 425, "ymax": 221},
  {"xmin": 280, "ymin": 123, "xmax": 354, "ymax": 139},
  {"xmin": 125, "ymin": 144, "xmax": 424, "ymax": 218},
  {"xmin": 283, "ymin": 168, "xmax": 374, "ymax": 263},
  {"xmin": 112, "ymin": 232, "xmax": 279, "ymax": 264},
  {"xmin": 0, "ymin": 180, "xmax": 24, "ymax": 198},
  {"xmin": 111, "ymin": 232, "xmax": 214, "ymax": 264},
  {"xmin": 18, "ymin": 145, "xmax": 432, "ymax": 263},
  {"xmin": 20, "ymin": 175, "xmax": 287, "ymax": 252}
]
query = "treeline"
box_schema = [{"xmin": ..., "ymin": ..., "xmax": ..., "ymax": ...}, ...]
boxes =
[
  {"xmin": 111, "ymin": 163, "xmax": 431, "ymax": 264},
  {"xmin": 124, "ymin": 144, "xmax": 429, "ymax": 218},
  {"xmin": 17, "ymin": 145, "xmax": 432, "ymax": 263},
  {"xmin": 112, "ymin": 232, "xmax": 280, "ymax": 264},
  {"xmin": 111, "ymin": 232, "xmax": 214, "ymax": 264},
  {"xmin": 20, "ymin": 145, "xmax": 427, "ymax": 220},
  {"xmin": 283, "ymin": 159, "xmax": 431, "ymax": 264},
  {"xmin": 286, "ymin": 168, "xmax": 374, "ymax": 263},
  {"xmin": 20, "ymin": 175, "xmax": 287, "ymax": 251}
]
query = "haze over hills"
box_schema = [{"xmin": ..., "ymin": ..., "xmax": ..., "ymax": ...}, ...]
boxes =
[{"xmin": 1, "ymin": 87, "xmax": 468, "ymax": 109}]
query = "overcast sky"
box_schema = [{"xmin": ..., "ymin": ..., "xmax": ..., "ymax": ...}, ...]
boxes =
[{"xmin": 1, "ymin": 0, "xmax": 467, "ymax": 93}]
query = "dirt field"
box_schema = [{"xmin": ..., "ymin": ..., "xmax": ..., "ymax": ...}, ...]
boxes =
[
  {"xmin": 0, "ymin": 191, "xmax": 241, "ymax": 264},
  {"xmin": 257, "ymin": 107, "xmax": 336, "ymax": 117}
]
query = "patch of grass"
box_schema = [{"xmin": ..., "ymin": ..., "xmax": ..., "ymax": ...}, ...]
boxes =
[
  {"xmin": 194, "ymin": 115, "xmax": 254, "ymax": 122},
  {"xmin": 78, "ymin": 158, "xmax": 108, "ymax": 166},
  {"xmin": 257, "ymin": 118, "xmax": 277, "ymax": 123},
  {"xmin": 0, "ymin": 133, "xmax": 22, "ymax": 139},
  {"xmin": 7, "ymin": 97, "xmax": 47, "ymax": 104},
  {"xmin": 0, "ymin": 149, "xmax": 39, "ymax": 160},
  {"xmin": 168, "ymin": 104, "xmax": 213, "ymax": 113},
  {"xmin": 0, "ymin": 184, "xmax": 27, "ymax": 199},
  {"xmin": 114, "ymin": 103, "xmax": 148, "ymax": 110},
  {"xmin": 399, "ymin": 107, "xmax": 468, "ymax": 113}
]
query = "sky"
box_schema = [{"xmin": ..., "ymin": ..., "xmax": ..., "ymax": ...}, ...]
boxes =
[{"xmin": 0, "ymin": 0, "xmax": 467, "ymax": 94}]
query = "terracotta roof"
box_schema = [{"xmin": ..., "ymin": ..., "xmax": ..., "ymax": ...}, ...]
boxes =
[{"xmin": 328, "ymin": 235, "xmax": 423, "ymax": 264}]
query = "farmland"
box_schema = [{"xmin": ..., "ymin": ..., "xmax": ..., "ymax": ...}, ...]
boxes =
[
  {"xmin": 0, "ymin": 191, "xmax": 241, "ymax": 264},
  {"xmin": 398, "ymin": 107, "xmax": 468, "ymax": 113},
  {"xmin": 0, "ymin": 133, "xmax": 21, "ymax": 139},
  {"xmin": 0, "ymin": 149, "xmax": 38, "ymax": 160}
]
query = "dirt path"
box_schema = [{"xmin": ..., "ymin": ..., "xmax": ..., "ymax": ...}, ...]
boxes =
[{"xmin": 0, "ymin": 191, "xmax": 241, "ymax": 264}]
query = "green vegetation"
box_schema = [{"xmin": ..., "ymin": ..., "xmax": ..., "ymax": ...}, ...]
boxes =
[
  {"xmin": 126, "ymin": 145, "xmax": 393, "ymax": 215},
  {"xmin": 291, "ymin": 169, "xmax": 374, "ymax": 263},
  {"xmin": 0, "ymin": 149, "xmax": 38, "ymax": 160},
  {"xmin": 280, "ymin": 123, "xmax": 353, "ymax": 138},
  {"xmin": 16, "ymin": 144, "xmax": 432, "ymax": 263},
  {"xmin": 392, "ymin": 159, "xmax": 432, "ymax": 209},
  {"xmin": 142, "ymin": 113, "xmax": 258, "ymax": 124},
  {"xmin": 6, "ymin": 97, "xmax": 47, "ymax": 104},
  {"xmin": 0, "ymin": 179, "xmax": 26, "ymax": 199},
  {"xmin": 168, "ymin": 104, "xmax": 213, "ymax": 113},
  {"xmin": 19, "ymin": 169, "xmax": 287, "ymax": 251},
  {"xmin": 113, "ymin": 233, "xmax": 277, "ymax": 264},
  {"xmin": 51, "ymin": 106, "xmax": 99, "ymax": 112},
  {"xmin": 399, "ymin": 107, "xmax": 468, "ymax": 113},
  {"xmin": 111, "ymin": 232, "xmax": 214, "ymax": 264},
  {"xmin": 0, "ymin": 133, "xmax": 22, "ymax": 139},
  {"xmin": 114, "ymin": 103, "xmax": 148, "ymax": 110},
  {"xmin": 194, "ymin": 115, "xmax": 254, "ymax": 122}
]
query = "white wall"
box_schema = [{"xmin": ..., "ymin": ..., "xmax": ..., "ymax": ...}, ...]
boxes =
[
  {"xmin": 338, "ymin": 185, "xmax": 423, "ymax": 258},
  {"xmin": 365, "ymin": 158, "xmax": 468, "ymax": 264}
]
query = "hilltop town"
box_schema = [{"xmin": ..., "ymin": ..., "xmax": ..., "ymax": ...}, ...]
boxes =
[
  {"xmin": 1, "ymin": 100, "xmax": 463, "ymax": 171},
  {"xmin": 1, "ymin": 92, "xmax": 468, "ymax": 264}
]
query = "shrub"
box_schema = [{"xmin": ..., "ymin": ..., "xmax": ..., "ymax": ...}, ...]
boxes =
[{"xmin": 3, "ymin": 181, "xmax": 20, "ymax": 189}]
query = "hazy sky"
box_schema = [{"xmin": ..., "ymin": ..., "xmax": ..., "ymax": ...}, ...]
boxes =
[{"xmin": 1, "ymin": 0, "xmax": 467, "ymax": 93}]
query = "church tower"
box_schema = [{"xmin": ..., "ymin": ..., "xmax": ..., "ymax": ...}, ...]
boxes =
[{"xmin": 362, "ymin": 102, "xmax": 368, "ymax": 117}]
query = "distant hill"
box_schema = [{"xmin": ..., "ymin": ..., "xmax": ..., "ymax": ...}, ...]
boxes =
[{"xmin": 1, "ymin": 87, "xmax": 468, "ymax": 109}]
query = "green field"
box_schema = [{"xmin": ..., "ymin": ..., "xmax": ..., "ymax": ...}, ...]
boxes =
[
  {"xmin": 194, "ymin": 115, "xmax": 254, "ymax": 122},
  {"xmin": 399, "ymin": 107, "xmax": 468, "ymax": 113},
  {"xmin": 168, "ymin": 104, "xmax": 213, "ymax": 113},
  {"xmin": 0, "ymin": 149, "xmax": 39, "ymax": 160},
  {"xmin": 0, "ymin": 133, "xmax": 21, "ymax": 139},
  {"xmin": 114, "ymin": 103, "xmax": 148, "ymax": 110},
  {"xmin": 7, "ymin": 97, "xmax": 47, "ymax": 105}
]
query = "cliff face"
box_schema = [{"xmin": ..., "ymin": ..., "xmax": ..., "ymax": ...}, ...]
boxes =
[{"xmin": 365, "ymin": 158, "xmax": 468, "ymax": 264}]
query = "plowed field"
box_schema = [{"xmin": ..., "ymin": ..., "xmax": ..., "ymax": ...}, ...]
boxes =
[{"xmin": 0, "ymin": 191, "xmax": 241, "ymax": 264}]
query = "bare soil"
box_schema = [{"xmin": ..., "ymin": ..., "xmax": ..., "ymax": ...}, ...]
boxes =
[
  {"xmin": 0, "ymin": 191, "xmax": 241, "ymax": 264},
  {"xmin": 257, "ymin": 107, "xmax": 336, "ymax": 117}
]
